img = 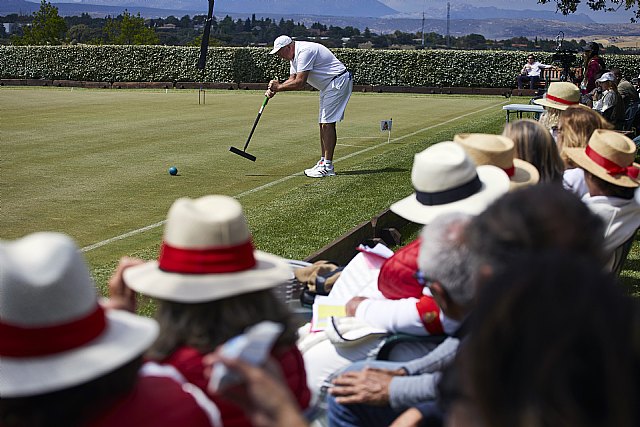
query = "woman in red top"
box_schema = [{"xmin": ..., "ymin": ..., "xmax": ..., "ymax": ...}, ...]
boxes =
[
  {"xmin": 581, "ymin": 42, "xmax": 606, "ymax": 94},
  {"xmin": 119, "ymin": 195, "xmax": 311, "ymax": 427}
]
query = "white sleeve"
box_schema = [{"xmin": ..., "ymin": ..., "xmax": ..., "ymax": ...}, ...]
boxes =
[
  {"xmin": 354, "ymin": 298, "xmax": 428, "ymax": 335},
  {"xmin": 295, "ymin": 47, "xmax": 317, "ymax": 72},
  {"xmin": 600, "ymin": 91, "xmax": 616, "ymax": 112},
  {"xmin": 592, "ymin": 98, "xmax": 604, "ymax": 112}
]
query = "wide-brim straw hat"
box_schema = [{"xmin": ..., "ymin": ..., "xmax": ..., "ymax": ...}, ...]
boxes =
[
  {"xmin": 0, "ymin": 232, "xmax": 158, "ymax": 398},
  {"xmin": 564, "ymin": 129, "xmax": 640, "ymax": 188},
  {"xmin": 454, "ymin": 133, "xmax": 540, "ymax": 190},
  {"xmin": 124, "ymin": 195, "xmax": 292, "ymax": 303},
  {"xmin": 390, "ymin": 142, "xmax": 510, "ymax": 224},
  {"xmin": 533, "ymin": 82, "xmax": 581, "ymax": 110}
]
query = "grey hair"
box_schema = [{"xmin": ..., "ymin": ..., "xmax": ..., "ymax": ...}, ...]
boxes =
[{"xmin": 418, "ymin": 212, "xmax": 475, "ymax": 306}]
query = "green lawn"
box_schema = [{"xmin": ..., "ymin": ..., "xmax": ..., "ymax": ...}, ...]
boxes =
[{"xmin": 1, "ymin": 87, "xmax": 638, "ymax": 303}]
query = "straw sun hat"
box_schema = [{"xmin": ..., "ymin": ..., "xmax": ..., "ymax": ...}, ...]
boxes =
[
  {"xmin": 564, "ymin": 129, "xmax": 640, "ymax": 188},
  {"xmin": 390, "ymin": 142, "xmax": 510, "ymax": 224},
  {"xmin": 533, "ymin": 82, "xmax": 581, "ymax": 111},
  {"xmin": 0, "ymin": 232, "xmax": 158, "ymax": 398},
  {"xmin": 454, "ymin": 133, "xmax": 540, "ymax": 189},
  {"xmin": 124, "ymin": 195, "xmax": 292, "ymax": 303}
]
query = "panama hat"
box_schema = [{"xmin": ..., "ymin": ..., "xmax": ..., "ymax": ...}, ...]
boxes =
[
  {"xmin": 454, "ymin": 133, "xmax": 540, "ymax": 190},
  {"xmin": 390, "ymin": 142, "xmax": 510, "ymax": 224},
  {"xmin": 533, "ymin": 82, "xmax": 581, "ymax": 110},
  {"xmin": 269, "ymin": 35, "xmax": 293, "ymax": 54},
  {"xmin": 0, "ymin": 232, "xmax": 158, "ymax": 398},
  {"xmin": 564, "ymin": 129, "xmax": 639, "ymax": 188},
  {"xmin": 124, "ymin": 195, "xmax": 292, "ymax": 303}
]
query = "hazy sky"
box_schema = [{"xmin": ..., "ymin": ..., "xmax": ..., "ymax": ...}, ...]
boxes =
[{"xmin": 380, "ymin": 0, "xmax": 636, "ymax": 22}]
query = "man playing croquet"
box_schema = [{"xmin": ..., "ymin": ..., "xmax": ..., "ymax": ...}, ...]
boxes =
[{"xmin": 266, "ymin": 35, "xmax": 352, "ymax": 178}]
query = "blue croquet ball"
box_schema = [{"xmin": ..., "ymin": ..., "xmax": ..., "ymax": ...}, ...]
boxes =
[{"xmin": 168, "ymin": 166, "xmax": 178, "ymax": 176}]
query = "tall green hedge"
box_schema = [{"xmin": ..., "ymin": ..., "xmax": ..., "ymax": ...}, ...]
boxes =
[{"xmin": 1, "ymin": 45, "xmax": 639, "ymax": 87}]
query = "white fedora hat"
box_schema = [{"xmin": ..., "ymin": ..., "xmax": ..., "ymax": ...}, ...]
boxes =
[
  {"xmin": 564, "ymin": 129, "xmax": 639, "ymax": 188},
  {"xmin": 454, "ymin": 133, "xmax": 540, "ymax": 190},
  {"xmin": 533, "ymin": 82, "xmax": 580, "ymax": 110},
  {"xmin": 269, "ymin": 35, "xmax": 293, "ymax": 54},
  {"xmin": 390, "ymin": 142, "xmax": 510, "ymax": 224},
  {"xmin": 0, "ymin": 232, "xmax": 158, "ymax": 398},
  {"xmin": 124, "ymin": 195, "xmax": 292, "ymax": 303}
]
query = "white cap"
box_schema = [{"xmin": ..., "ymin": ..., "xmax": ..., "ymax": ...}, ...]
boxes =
[
  {"xmin": 269, "ymin": 35, "xmax": 293, "ymax": 54},
  {"xmin": 596, "ymin": 72, "xmax": 615, "ymax": 83}
]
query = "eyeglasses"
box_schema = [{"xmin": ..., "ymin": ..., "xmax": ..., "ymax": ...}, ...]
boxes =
[{"xmin": 414, "ymin": 270, "xmax": 434, "ymax": 288}]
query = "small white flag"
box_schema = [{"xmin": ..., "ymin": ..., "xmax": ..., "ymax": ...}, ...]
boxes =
[{"xmin": 380, "ymin": 119, "xmax": 392, "ymax": 132}]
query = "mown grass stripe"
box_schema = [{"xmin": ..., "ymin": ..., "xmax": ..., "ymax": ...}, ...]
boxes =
[{"xmin": 80, "ymin": 100, "xmax": 506, "ymax": 253}]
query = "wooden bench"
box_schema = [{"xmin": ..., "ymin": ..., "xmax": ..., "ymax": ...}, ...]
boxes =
[{"xmin": 533, "ymin": 67, "xmax": 583, "ymax": 92}]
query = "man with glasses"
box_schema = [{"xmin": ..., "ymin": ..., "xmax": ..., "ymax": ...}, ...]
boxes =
[
  {"xmin": 517, "ymin": 54, "xmax": 553, "ymax": 90},
  {"xmin": 327, "ymin": 185, "xmax": 608, "ymax": 427},
  {"xmin": 327, "ymin": 212, "xmax": 476, "ymax": 426}
]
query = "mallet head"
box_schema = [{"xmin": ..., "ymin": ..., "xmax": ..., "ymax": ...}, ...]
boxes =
[{"xmin": 229, "ymin": 146, "xmax": 256, "ymax": 162}]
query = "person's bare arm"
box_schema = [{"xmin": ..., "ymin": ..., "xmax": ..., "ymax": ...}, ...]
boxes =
[
  {"xmin": 265, "ymin": 71, "xmax": 309, "ymax": 97},
  {"xmin": 390, "ymin": 407, "xmax": 424, "ymax": 427}
]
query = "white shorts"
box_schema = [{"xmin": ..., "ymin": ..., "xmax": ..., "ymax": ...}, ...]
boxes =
[{"xmin": 318, "ymin": 72, "xmax": 353, "ymax": 124}]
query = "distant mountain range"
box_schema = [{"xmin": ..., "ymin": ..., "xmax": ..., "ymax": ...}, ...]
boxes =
[
  {"xmin": 3, "ymin": 0, "xmax": 640, "ymax": 40},
  {"xmin": 2, "ymin": 0, "xmax": 399, "ymax": 19}
]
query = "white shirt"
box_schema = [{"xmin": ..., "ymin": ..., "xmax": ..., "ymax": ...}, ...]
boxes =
[
  {"xmin": 563, "ymin": 168, "xmax": 589, "ymax": 199},
  {"xmin": 355, "ymin": 294, "xmax": 460, "ymax": 336},
  {"xmin": 291, "ymin": 41, "xmax": 346, "ymax": 92},
  {"xmin": 522, "ymin": 61, "xmax": 550, "ymax": 77},
  {"xmin": 583, "ymin": 194, "xmax": 640, "ymax": 254},
  {"xmin": 592, "ymin": 89, "xmax": 617, "ymax": 113}
]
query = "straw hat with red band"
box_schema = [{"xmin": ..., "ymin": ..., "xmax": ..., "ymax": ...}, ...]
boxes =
[
  {"xmin": 533, "ymin": 82, "xmax": 581, "ymax": 111},
  {"xmin": 390, "ymin": 142, "xmax": 510, "ymax": 224},
  {"xmin": 0, "ymin": 232, "xmax": 158, "ymax": 398},
  {"xmin": 564, "ymin": 129, "xmax": 640, "ymax": 188},
  {"xmin": 454, "ymin": 133, "xmax": 540, "ymax": 190},
  {"xmin": 124, "ymin": 195, "xmax": 292, "ymax": 303}
]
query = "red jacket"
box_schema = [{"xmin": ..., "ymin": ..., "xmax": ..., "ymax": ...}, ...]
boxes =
[
  {"xmin": 163, "ymin": 344, "xmax": 311, "ymax": 427},
  {"xmin": 377, "ymin": 238, "xmax": 444, "ymax": 335},
  {"xmin": 585, "ymin": 56, "xmax": 604, "ymax": 93}
]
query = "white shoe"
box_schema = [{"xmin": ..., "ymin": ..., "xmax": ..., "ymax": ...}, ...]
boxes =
[
  {"xmin": 304, "ymin": 160, "xmax": 324, "ymax": 175},
  {"xmin": 305, "ymin": 165, "xmax": 336, "ymax": 178}
]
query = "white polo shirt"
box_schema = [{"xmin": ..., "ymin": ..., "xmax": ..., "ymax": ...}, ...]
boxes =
[{"xmin": 290, "ymin": 41, "xmax": 346, "ymax": 92}]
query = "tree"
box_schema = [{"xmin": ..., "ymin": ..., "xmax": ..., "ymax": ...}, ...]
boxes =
[
  {"xmin": 19, "ymin": 0, "xmax": 67, "ymax": 45},
  {"xmin": 67, "ymin": 24, "xmax": 91, "ymax": 43},
  {"xmin": 104, "ymin": 10, "xmax": 158, "ymax": 45},
  {"xmin": 537, "ymin": 0, "xmax": 640, "ymax": 21},
  {"xmin": 179, "ymin": 15, "xmax": 191, "ymax": 28}
]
